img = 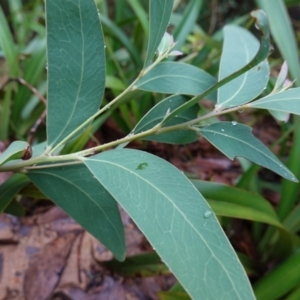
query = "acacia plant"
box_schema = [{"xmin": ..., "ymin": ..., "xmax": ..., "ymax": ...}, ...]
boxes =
[{"xmin": 1, "ymin": 1, "xmax": 300, "ymax": 299}]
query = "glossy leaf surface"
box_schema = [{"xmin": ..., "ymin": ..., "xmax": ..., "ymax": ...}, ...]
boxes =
[
  {"xmin": 134, "ymin": 95, "xmax": 198, "ymax": 144},
  {"xmin": 247, "ymin": 88, "xmax": 300, "ymax": 114},
  {"xmin": 0, "ymin": 173, "xmax": 29, "ymax": 212},
  {"xmin": 135, "ymin": 62, "xmax": 217, "ymax": 100},
  {"xmin": 84, "ymin": 149, "xmax": 255, "ymax": 300},
  {"xmin": 198, "ymin": 122, "xmax": 297, "ymax": 182},
  {"xmin": 47, "ymin": 0, "xmax": 105, "ymax": 147},
  {"xmin": 254, "ymin": 251, "xmax": 300, "ymax": 300},
  {"xmin": 144, "ymin": 0, "xmax": 174, "ymax": 67},
  {"xmin": 217, "ymin": 25, "xmax": 269, "ymax": 109},
  {"xmin": 0, "ymin": 141, "xmax": 31, "ymax": 167},
  {"xmin": 27, "ymin": 164, "xmax": 125, "ymax": 261},
  {"xmin": 192, "ymin": 180, "xmax": 283, "ymax": 228}
]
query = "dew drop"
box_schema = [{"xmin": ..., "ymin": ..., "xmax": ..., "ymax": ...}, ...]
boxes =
[
  {"xmin": 221, "ymin": 129, "xmax": 225, "ymax": 132},
  {"xmin": 231, "ymin": 121, "xmax": 237, "ymax": 126},
  {"xmin": 104, "ymin": 44, "xmax": 107, "ymax": 48},
  {"xmin": 204, "ymin": 210, "xmax": 212, "ymax": 219}
]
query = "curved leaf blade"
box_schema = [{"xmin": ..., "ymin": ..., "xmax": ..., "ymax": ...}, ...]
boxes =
[
  {"xmin": 144, "ymin": 0, "xmax": 174, "ymax": 67},
  {"xmin": 27, "ymin": 164, "xmax": 125, "ymax": 261},
  {"xmin": 256, "ymin": 0, "xmax": 300, "ymax": 82},
  {"xmin": 198, "ymin": 122, "xmax": 297, "ymax": 182},
  {"xmin": 0, "ymin": 5, "xmax": 18, "ymax": 76},
  {"xmin": 99, "ymin": 15, "xmax": 143, "ymax": 68},
  {"xmin": 247, "ymin": 88, "xmax": 300, "ymax": 114},
  {"xmin": 135, "ymin": 62, "xmax": 217, "ymax": 100},
  {"xmin": 0, "ymin": 173, "xmax": 30, "ymax": 213},
  {"xmin": 84, "ymin": 149, "xmax": 255, "ymax": 300},
  {"xmin": 134, "ymin": 95, "xmax": 198, "ymax": 144},
  {"xmin": 217, "ymin": 25, "xmax": 269, "ymax": 108},
  {"xmin": 254, "ymin": 251, "xmax": 300, "ymax": 300},
  {"xmin": 172, "ymin": 0, "xmax": 203, "ymax": 50},
  {"xmin": 47, "ymin": 0, "xmax": 106, "ymax": 147},
  {"xmin": 191, "ymin": 180, "xmax": 283, "ymax": 228},
  {"xmin": 0, "ymin": 141, "xmax": 30, "ymax": 167}
]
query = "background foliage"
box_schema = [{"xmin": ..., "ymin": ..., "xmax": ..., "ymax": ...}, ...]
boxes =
[{"xmin": 1, "ymin": 0, "xmax": 300, "ymax": 299}]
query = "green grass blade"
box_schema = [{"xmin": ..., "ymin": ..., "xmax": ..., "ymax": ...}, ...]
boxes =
[
  {"xmin": 144, "ymin": 0, "xmax": 174, "ymax": 68},
  {"xmin": 0, "ymin": 5, "xmax": 18, "ymax": 76},
  {"xmin": 255, "ymin": 2, "xmax": 300, "ymax": 220},
  {"xmin": 127, "ymin": 0, "xmax": 149, "ymax": 35},
  {"xmin": 100, "ymin": 15, "xmax": 143, "ymax": 68},
  {"xmin": 172, "ymin": 0, "xmax": 203, "ymax": 49},
  {"xmin": 254, "ymin": 251, "xmax": 300, "ymax": 300},
  {"xmin": 191, "ymin": 180, "xmax": 284, "ymax": 228},
  {"xmin": 0, "ymin": 174, "xmax": 30, "ymax": 213},
  {"xmin": 256, "ymin": 0, "xmax": 300, "ymax": 81}
]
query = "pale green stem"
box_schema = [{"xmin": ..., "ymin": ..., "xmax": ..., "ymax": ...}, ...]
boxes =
[
  {"xmin": 0, "ymin": 103, "xmax": 245, "ymax": 173},
  {"xmin": 47, "ymin": 45, "xmax": 175, "ymax": 156}
]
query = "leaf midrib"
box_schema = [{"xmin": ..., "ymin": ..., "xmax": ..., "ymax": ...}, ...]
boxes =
[{"xmin": 86, "ymin": 157, "xmax": 243, "ymax": 298}]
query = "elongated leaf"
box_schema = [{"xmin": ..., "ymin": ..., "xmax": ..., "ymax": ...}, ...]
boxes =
[
  {"xmin": 99, "ymin": 15, "xmax": 142, "ymax": 68},
  {"xmin": 247, "ymin": 88, "xmax": 300, "ymax": 114},
  {"xmin": 254, "ymin": 251, "xmax": 300, "ymax": 300},
  {"xmin": 256, "ymin": 0, "xmax": 300, "ymax": 82},
  {"xmin": 47, "ymin": 0, "xmax": 106, "ymax": 147},
  {"xmin": 83, "ymin": 149, "xmax": 255, "ymax": 300},
  {"xmin": 0, "ymin": 141, "xmax": 31, "ymax": 167},
  {"xmin": 255, "ymin": 2, "xmax": 300, "ymax": 221},
  {"xmin": 0, "ymin": 5, "xmax": 18, "ymax": 76},
  {"xmin": 144, "ymin": 0, "xmax": 174, "ymax": 67},
  {"xmin": 0, "ymin": 173, "xmax": 29, "ymax": 212},
  {"xmin": 198, "ymin": 122, "xmax": 297, "ymax": 182},
  {"xmin": 158, "ymin": 291, "xmax": 191, "ymax": 300},
  {"xmin": 127, "ymin": 0, "xmax": 149, "ymax": 35},
  {"xmin": 104, "ymin": 252, "xmax": 170, "ymax": 277},
  {"xmin": 27, "ymin": 164, "xmax": 125, "ymax": 261},
  {"xmin": 285, "ymin": 284, "xmax": 300, "ymax": 300},
  {"xmin": 283, "ymin": 202, "xmax": 300, "ymax": 233},
  {"xmin": 172, "ymin": 0, "xmax": 203, "ymax": 50},
  {"xmin": 191, "ymin": 180, "xmax": 283, "ymax": 228},
  {"xmin": 134, "ymin": 95, "xmax": 198, "ymax": 144},
  {"xmin": 135, "ymin": 62, "xmax": 217, "ymax": 100},
  {"xmin": 217, "ymin": 25, "xmax": 269, "ymax": 109}
]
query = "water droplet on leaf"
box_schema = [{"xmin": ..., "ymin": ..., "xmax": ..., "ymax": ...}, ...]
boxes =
[
  {"xmin": 204, "ymin": 210, "xmax": 212, "ymax": 219},
  {"xmin": 231, "ymin": 121, "xmax": 237, "ymax": 126}
]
